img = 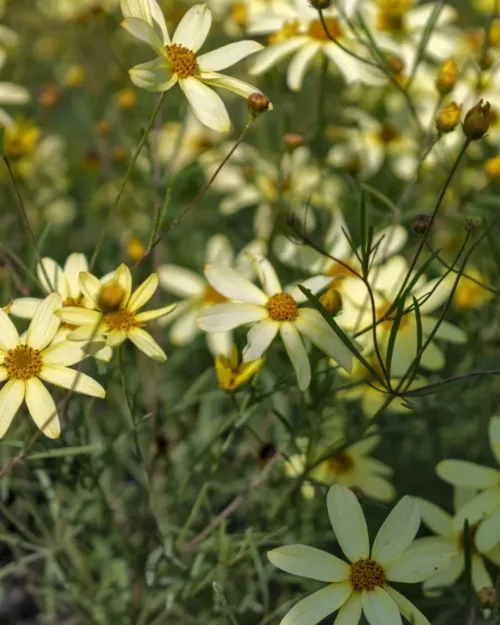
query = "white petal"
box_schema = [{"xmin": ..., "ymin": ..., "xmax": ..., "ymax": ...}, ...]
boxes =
[
  {"xmin": 169, "ymin": 307, "xmax": 201, "ymax": 345},
  {"xmin": 421, "ymin": 317, "xmax": 467, "ymax": 344},
  {"xmin": 172, "ymin": 4, "xmax": 212, "ymax": 52},
  {"xmin": 414, "ymin": 498, "xmax": 452, "ymax": 537},
  {"xmin": 198, "ymin": 303, "xmax": 267, "ymax": 332},
  {"xmin": 128, "ymin": 327, "xmax": 167, "ymax": 362},
  {"xmin": 371, "ymin": 496, "xmax": 420, "ymax": 566},
  {"xmin": 0, "ymin": 379, "xmax": 24, "ymax": 438},
  {"xmin": 134, "ymin": 303, "xmax": 176, "ymax": 323},
  {"xmin": 287, "ymin": 276, "xmax": 334, "ymax": 302},
  {"xmin": 204, "ymin": 263, "xmax": 267, "ymax": 304},
  {"xmin": 295, "ymin": 308, "xmax": 352, "ymax": 373},
  {"xmin": 385, "ymin": 587, "xmax": 430, "ymax": 625},
  {"xmin": 280, "ymin": 582, "xmax": 352, "ymax": 625},
  {"xmin": 78, "ymin": 272, "xmax": 101, "ymax": 307},
  {"xmin": 42, "ymin": 340, "xmax": 87, "ymax": 367},
  {"xmin": 436, "ymin": 460, "xmax": 500, "ymax": 489},
  {"xmin": 130, "ymin": 57, "xmax": 177, "ymax": 92},
  {"xmin": 280, "ymin": 322, "xmax": 310, "ymax": 391},
  {"xmin": 268, "ymin": 545, "xmax": 350, "ymax": 582},
  {"xmin": 253, "ymin": 256, "xmax": 282, "ymax": 296},
  {"xmin": 158, "ymin": 264, "xmax": 205, "ymax": 297},
  {"xmin": 128, "ymin": 273, "xmax": 158, "ymax": 312},
  {"xmin": 451, "ymin": 490, "xmax": 500, "ymax": 531},
  {"xmin": 180, "ymin": 77, "xmax": 230, "ymax": 133},
  {"xmin": 200, "ymin": 73, "xmax": 262, "ymax": 100},
  {"xmin": 9, "ymin": 297, "xmax": 43, "ymax": 320},
  {"xmin": 25, "ymin": 377, "xmax": 60, "ymax": 439},
  {"xmin": 327, "ymin": 484, "xmax": 369, "ymax": 562},
  {"xmin": 37, "ymin": 258, "xmax": 68, "ymax": 298},
  {"xmin": 121, "ymin": 17, "xmax": 165, "ymax": 55},
  {"xmin": 475, "ymin": 507, "xmax": 500, "ymax": 553},
  {"xmin": 250, "ymin": 38, "xmax": 305, "ymax": 75},
  {"xmin": 0, "ymin": 307, "xmax": 20, "ymax": 350},
  {"xmin": 423, "ymin": 555, "xmax": 463, "ymax": 594},
  {"xmin": 63, "ymin": 253, "xmax": 88, "ymax": 299},
  {"xmin": 335, "ymin": 593, "xmax": 363, "ymax": 625},
  {"xmin": 0, "ymin": 83, "xmax": 29, "ymax": 105},
  {"xmin": 369, "ymin": 226, "xmax": 408, "ymax": 265},
  {"xmin": 385, "ymin": 541, "xmax": 457, "ymax": 583},
  {"xmin": 243, "ymin": 319, "xmax": 279, "ymax": 360},
  {"xmin": 471, "ymin": 553, "xmax": 493, "ymax": 592},
  {"xmin": 39, "ymin": 365, "xmax": 106, "ymax": 398},
  {"xmin": 206, "ymin": 331, "xmax": 232, "ymax": 357},
  {"xmin": 26, "ymin": 293, "xmax": 62, "ymax": 351},
  {"xmin": 198, "ymin": 41, "xmax": 263, "ymax": 71},
  {"xmin": 56, "ymin": 308, "xmax": 102, "ymax": 328},
  {"xmin": 362, "ymin": 588, "xmax": 401, "ymax": 625},
  {"xmin": 287, "ymin": 41, "xmax": 320, "ymax": 92}
]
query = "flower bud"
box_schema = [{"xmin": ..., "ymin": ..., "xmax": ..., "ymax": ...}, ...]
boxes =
[
  {"xmin": 117, "ymin": 88, "xmax": 137, "ymax": 110},
  {"xmin": 308, "ymin": 0, "xmax": 331, "ymax": 8},
  {"xmin": 97, "ymin": 280, "xmax": 125, "ymax": 313},
  {"xmin": 436, "ymin": 102, "xmax": 461, "ymax": 133},
  {"xmin": 464, "ymin": 218, "xmax": 481, "ymax": 232},
  {"xmin": 462, "ymin": 99, "xmax": 491, "ymax": 140},
  {"xmin": 478, "ymin": 586, "xmax": 496, "ymax": 613},
  {"xmin": 39, "ymin": 84, "xmax": 60, "ymax": 108},
  {"xmin": 485, "ymin": 154, "xmax": 500, "ymax": 179},
  {"xmin": 283, "ymin": 133, "xmax": 304, "ymax": 150},
  {"xmin": 436, "ymin": 57, "xmax": 457, "ymax": 94},
  {"xmin": 320, "ymin": 289, "xmax": 342, "ymax": 315},
  {"xmin": 247, "ymin": 92, "xmax": 272, "ymax": 116},
  {"xmin": 412, "ymin": 214, "xmax": 432, "ymax": 235},
  {"xmin": 127, "ymin": 237, "xmax": 145, "ymax": 262}
]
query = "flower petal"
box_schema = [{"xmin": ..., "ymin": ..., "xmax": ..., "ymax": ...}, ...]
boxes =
[
  {"xmin": 371, "ymin": 496, "xmax": 420, "ymax": 566},
  {"xmin": 25, "ymin": 377, "xmax": 60, "ymax": 439},
  {"xmin": 250, "ymin": 38, "xmax": 305, "ymax": 76},
  {"xmin": 385, "ymin": 541, "xmax": 457, "ymax": 583},
  {"xmin": 37, "ymin": 257, "xmax": 68, "ymax": 298},
  {"xmin": 158, "ymin": 264, "xmax": 206, "ymax": 297},
  {"xmin": 0, "ymin": 307, "xmax": 20, "ymax": 350},
  {"xmin": 134, "ymin": 303, "xmax": 177, "ymax": 323},
  {"xmin": 451, "ymin": 489, "xmax": 500, "ymax": 531},
  {"xmin": 197, "ymin": 303, "xmax": 267, "ymax": 332},
  {"xmin": 253, "ymin": 256, "xmax": 281, "ymax": 296},
  {"xmin": 180, "ymin": 77, "xmax": 230, "ymax": 133},
  {"xmin": 472, "ymin": 553, "xmax": 493, "ymax": 592},
  {"xmin": 415, "ymin": 498, "xmax": 452, "ymax": 537},
  {"xmin": 204, "ymin": 263, "xmax": 267, "ymax": 304},
  {"xmin": 121, "ymin": 17, "xmax": 165, "ymax": 55},
  {"xmin": 287, "ymin": 41, "xmax": 320, "ymax": 91},
  {"xmin": 114, "ymin": 264, "xmax": 132, "ymax": 304},
  {"xmin": 130, "ymin": 57, "xmax": 177, "ymax": 92},
  {"xmin": 362, "ymin": 587, "xmax": 401, "ymax": 625},
  {"xmin": 128, "ymin": 327, "xmax": 167, "ymax": 362},
  {"xmin": 436, "ymin": 460, "xmax": 500, "ymax": 489},
  {"xmin": 63, "ymin": 253, "xmax": 88, "ymax": 300},
  {"xmin": 287, "ymin": 276, "xmax": 334, "ymax": 302},
  {"xmin": 475, "ymin": 507, "xmax": 500, "ymax": 553},
  {"xmin": 56, "ymin": 307, "xmax": 101, "ymax": 328},
  {"xmin": 42, "ymin": 340, "xmax": 87, "ymax": 367},
  {"xmin": 335, "ymin": 593, "xmax": 363, "ymax": 625},
  {"xmin": 423, "ymin": 554, "xmax": 463, "ymax": 594},
  {"xmin": 128, "ymin": 273, "xmax": 158, "ymax": 312},
  {"xmin": 198, "ymin": 41, "xmax": 263, "ymax": 71},
  {"xmin": 172, "ymin": 3, "xmax": 211, "ymax": 52},
  {"xmin": 327, "ymin": 484, "xmax": 369, "ymax": 562},
  {"xmin": 0, "ymin": 379, "xmax": 24, "ymax": 438},
  {"xmin": 9, "ymin": 297, "xmax": 42, "ymax": 320},
  {"xmin": 268, "ymin": 544, "xmax": 350, "ymax": 582},
  {"xmin": 79, "ymin": 272, "xmax": 101, "ymax": 307},
  {"xmin": 26, "ymin": 293, "xmax": 62, "ymax": 351},
  {"xmin": 279, "ymin": 582, "xmax": 352, "ymax": 625},
  {"xmin": 295, "ymin": 308, "xmax": 353, "ymax": 373},
  {"xmin": 200, "ymin": 73, "xmax": 264, "ymax": 100},
  {"xmin": 280, "ymin": 322, "xmax": 310, "ymax": 391},
  {"xmin": 243, "ymin": 319, "xmax": 280, "ymax": 361},
  {"xmin": 39, "ymin": 365, "xmax": 106, "ymax": 398},
  {"xmin": 384, "ymin": 587, "xmax": 430, "ymax": 625}
]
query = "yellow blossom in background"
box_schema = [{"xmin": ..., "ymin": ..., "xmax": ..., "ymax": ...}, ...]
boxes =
[
  {"xmin": 215, "ymin": 344, "xmax": 263, "ymax": 392},
  {"xmin": 452, "ymin": 267, "xmax": 494, "ymax": 310}
]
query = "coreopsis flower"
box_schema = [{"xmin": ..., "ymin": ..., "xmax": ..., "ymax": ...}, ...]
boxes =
[
  {"xmin": 56, "ymin": 264, "xmax": 175, "ymax": 362},
  {"xmin": 158, "ymin": 235, "xmax": 265, "ymax": 356},
  {"xmin": 285, "ymin": 423, "xmax": 396, "ymax": 501},
  {"xmin": 200, "ymin": 143, "xmax": 321, "ymax": 240},
  {"xmin": 248, "ymin": 0, "xmax": 386, "ymax": 91},
  {"xmin": 360, "ymin": 0, "xmax": 459, "ymax": 61},
  {"xmin": 9, "ymin": 254, "xmax": 112, "ymax": 362},
  {"xmin": 268, "ymin": 484, "xmax": 455, "ymax": 625},
  {"xmin": 436, "ymin": 416, "xmax": 500, "ymax": 554},
  {"xmin": 120, "ymin": 1, "xmax": 265, "ymax": 132},
  {"xmin": 215, "ymin": 344, "xmax": 264, "ymax": 392},
  {"xmin": 415, "ymin": 491, "xmax": 500, "ymax": 595},
  {"xmin": 449, "ymin": 267, "xmax": 494, "ymax": 310},
  {"xmin": 197, "ymin": 255, "xmax": 353, "ymax": 390},
  {"xmin": 0, "ymin": 293, "xmax": 105, "ymax": 439},
  {"xmin": 341, "ymin": 256, "xmax": 467, "ymax": 373}
]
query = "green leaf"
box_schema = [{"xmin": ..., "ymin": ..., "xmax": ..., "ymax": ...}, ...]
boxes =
[{"xmin": 27, "ymin": 444, "xmax": 102, "ymax": 460}]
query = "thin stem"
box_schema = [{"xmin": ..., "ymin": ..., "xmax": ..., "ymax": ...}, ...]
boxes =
[{"xmin": 90, "ymin": 91, "xmax": 167, "ymax": 270}]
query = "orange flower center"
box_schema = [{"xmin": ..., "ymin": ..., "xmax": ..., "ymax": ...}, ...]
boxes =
[
  {"xmin": 308, "ymin": 17, "xmax": 342, "ymax": 41},
  {"xmin": 268, "ymin": 20, "xmax": 300, "ymax": 44},
  {"xmin": 350, "ymin": 559, "xmax": 386, "ymax": 592},
  {"xmin": 4, "ymin": 345, "xmax": 42, "ymax": 381},
  {"xmin": 103, "ymin": 308, "xmax": 138, "ymax": 331},
  {"xmin": 377, "ymin": 124, "xmax": 399, "ymax": 144},
  {"xmin": 165, "ymin": 44, "xmax": 198, "ymax": 78},
  {"xmin": 325, "ymin": 451, "xmax": 353, "ymax": 475},
  {"xmin": 266, "ymin": 293, "xmax": 298, "ymax": 321}
]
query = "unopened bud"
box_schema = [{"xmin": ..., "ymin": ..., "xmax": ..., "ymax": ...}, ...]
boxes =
[
  {"xmin": 283, "ymin": 133, "xmax": 304, "ymax": 150},
  {"xmin": 436, "ymin": 57, "xmax": 457, "ymax": 94},
  {"xmin": 464, "ymin": 218, "xmax": 481, "ymax": 232},
  {"xmin": 462, "ymin": 99, "xmax": 491, "ymax": 140},
  {"xmin": 489, "ymin": 22, "xmax": 500, "ymax": 46},
  {"xmin": 478, "ymin": 586, "xmax": 496, "ymax": 612},
  {"xmin": 39, "ymin": 84, "xmax": 60, "ymax": 108},
  {"xmin": 485, "ymin": 154, "xmax": 500, "ymax": 178},
  {"xmin": 127, "ymin": 237, "xmax": 145, "ymax": 262},
  {"xmin": 97, "ymin": 280, "xmax": 125, "ymax": 313},
  {"xmin": 412, "ymin": 214, "xmax": 432, "ymax": 235},
  {"xmin": 117, "ymin": 88, "xmax": 137, "ymax": 110},
  {"xmin": 320, "ymin": 289, "xmax": 342, "ymax": 315},
  {"xmin": 308, "ymin": 0, "xmax": 331, "ymax": 8},
  {"xmin": 436, "ymin": 102, "xmax": 461, "ymax": 133},
  {"xmin": 247, "ymin": 92, "xmax": 272, "ymax": 116}
]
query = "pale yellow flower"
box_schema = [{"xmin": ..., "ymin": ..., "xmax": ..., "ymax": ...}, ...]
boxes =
[
  {"xmin": 0, "ymin": 293, "xmax": 105, "ymax": 439},
  {"xmin": 215, "ymin": 344, "xmax": 263, "ymax": 392}
]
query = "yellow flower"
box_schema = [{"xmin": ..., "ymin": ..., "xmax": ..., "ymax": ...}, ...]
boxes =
[
  {"xmin": 56, "ymin": 264, "xmax": 175, "ymax": 362},
  {"xmin": 215, "ymin": 344, "xmax": 263, "ymax": 392},
  {"xmin": 0, "ymin": 293, "xmax": 105, "ymax": 439},
  {"xmin": 453, "ymin": 268, "xmax": 494, "ymax": 310},
  {"xmin": 3, "ymin": 118, "xmax": 40, "ymax": 160}
]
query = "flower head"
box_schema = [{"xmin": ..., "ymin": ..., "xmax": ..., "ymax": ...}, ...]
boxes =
[
  {"xmin": 215, "ymin": 343, "xmax": 264, "ymax": 392},
  {"xmin": 121, "ymin": 1, "xmax": 266, "ymax": 131},
  {"xmin": 0, "ymin": 293, "xmax": 105, "ymax": 439},
  {"xmin": 268, "ymin": 484, "xmax": 455, "ymax": 625}
]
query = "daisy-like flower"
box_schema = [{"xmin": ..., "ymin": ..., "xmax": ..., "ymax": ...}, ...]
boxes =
[
  {"xmin": 341, "ymin": 256, "xmax": 467, "ymax": 373},
  {"xmin": 0, "ymin": 293, "xmax": 105, "ymax": 439},
  {"xmin": 268, "ymin": 484, "xmax": 456, "ymax": 625},
  {"xmin": 158, "ymin": 235, "xmax": 265, "ymax": 356},
  {"xmin": 451, "ymin": 267, "xmax": 494, "ymax": 311},
  {"xmin": 415, "ymin": 489, "xmax": 500, "ymax": 595},
  {"xmin": 215, "ymin": 343, "xmax": 264, "ymax": 392},
  {"xmin": 120, "ymin": 0, "xmax": 266, "ymax": 132},
  {"xmin": 285, "ymin": 422, "xmax": 396, "ymax": 502},
  {"xmin": 10, "ymin": 254, "xmax": 112, "ymax": 362},
  {"xmin": 197, "ymin": 255, "xmax": 353, "ymax": 391},
  {"xmin": 56, "ymin": 264, "xmax": 176, "ymax": 362},
  {"xmin": 248, "ymin": 0, "xmax": 386, "ymax": 91},
  {"xmin": 436, "ymin": 416, "xmax": 500, "ymax": 554},
  {"xmin": 200, "ymin": 143, "xmax": 321, "ymax": 240}
]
